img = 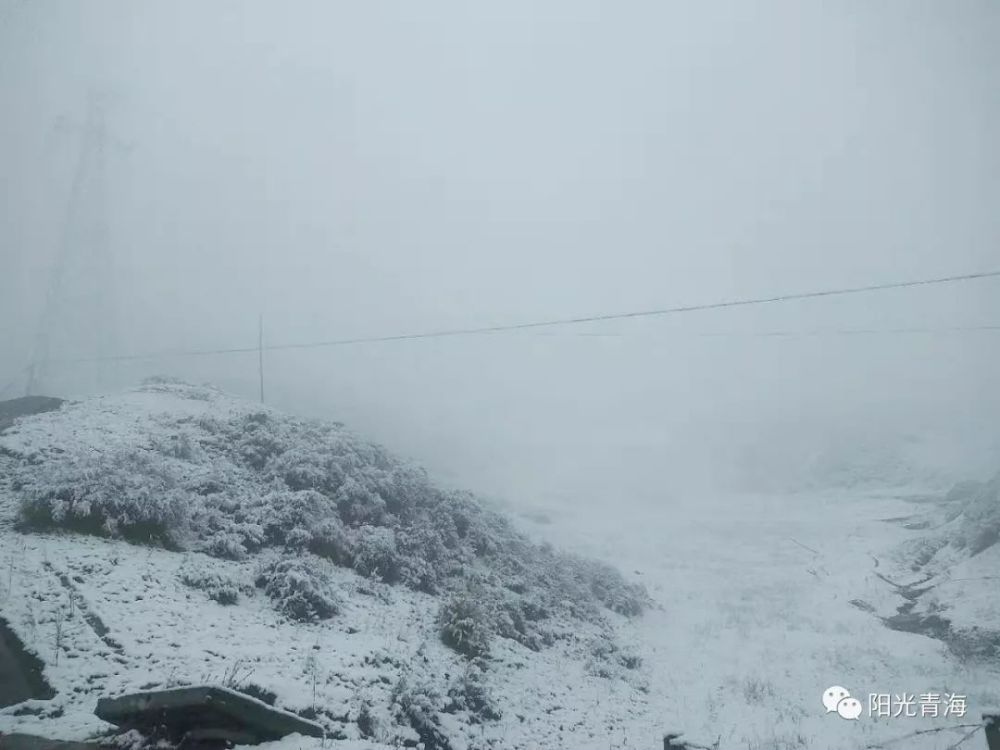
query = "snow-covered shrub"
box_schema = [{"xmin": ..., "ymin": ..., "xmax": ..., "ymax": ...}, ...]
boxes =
[
  {"xmin": 574, "ymin": 556, "xmax": 649, "ymax": 616},
  {"xmin": 141, "ymin": 376, "xmax": 218, "ymax": 401},
  {"xmin": 335, "ymin": 476, "xmax": 388, "ymax": 526},
  {"xmin": 355, "ymin": 697, "xmax": 399, "ymax": 742},
  {"xmin": 255, "ymin": 555, "xmax": 340, "ymax": 622},
  {"xmin": 307, "ymin": 517, "xmax": 355, "ymax": 566},
  {"xmin": 395, "ymin": 517, "xmax": 467, "ymax": 594},
  {"xmin": 273, "ymin": 446, "xmax": 337, "ymax": 493},
  {"xmin": 261, "ymin": 490, "xmax": 337, "ymax": 546},
  {"xmin": 236, "ymin": 412, "xmax": 286, "ymax": 470},
  {"xmin": 18, "ymin": 448, "xmax": 189, "ymax": 547},
  {"xmin": 352, "ymin": 525, "xmax": 401, "ymax": 583},
  {"xmin": 491, "ymin": 594, "xmax": 547, "ymax": 651},
  {"xmin": 444, "ymin": 664, "xmax": 501, "ymax": 722},
  {"xmin": 149, "ymin": 429, "xmax": 201, "ymax": 461},
  {"xmin": 379, "ymin": 464, "xmax": 437, "ymax": 519},
  {"xmin": 585, "ymin": 633, "xmax": 645, "ymax": 681},
  {"xmin": 620, "ymin": 649, "xmax": 643, "ymax": 670},
  {"xmin": 356, "ymin": 700, "xmax": 377, "ymax": 738},
  {"xmin": 205, "ymin": 530, "xmax": 250, "ymax": 561},
  {"xmin": 587, "ymin": 634, "xmax": 619, "ymax": 678},
  {"xmin": 391, "ymin": 677, "xmax": 450, "ymax": 750},
  {"xmin": 142, "ymin": 374, "xmax": 188, "ymax": 387},
  {"xmin": 516, "ymin": 546, "xmax": 649, "ymax": 621},
  {"xmin": 438, "ymin": 594, "xmax": 492, "ymax": 659},
  {"xmin": 179, "ymin": 565, "xmax": 250, "ymax": 606}
]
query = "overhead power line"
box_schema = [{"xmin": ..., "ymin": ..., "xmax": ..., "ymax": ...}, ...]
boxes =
[
  {"xmin": 508, "ymin": 324, "xmax": 1000, "ymax": 338},
  {"xmin": 28, "ymin": 323, "xmax": 1000, "ymax": 380},
  {"xmin": 51, "ymin": 268, "xmax": 1000, "ymax": 365}
]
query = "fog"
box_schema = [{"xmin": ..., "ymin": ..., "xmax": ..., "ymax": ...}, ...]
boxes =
[{"xmin": 2, "ymin": 1, "xmax": 999, "ymax": 505}]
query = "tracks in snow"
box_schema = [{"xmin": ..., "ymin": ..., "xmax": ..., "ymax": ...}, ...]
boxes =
[{"xmin": 41, "ymin": 560, "xmax": 126, "ymax": 659}]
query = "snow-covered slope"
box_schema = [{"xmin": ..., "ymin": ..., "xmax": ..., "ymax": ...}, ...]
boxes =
[
  {"xmin": 0, "ymin": 381, "xmax": 648, "ymax": 748},
  {"xmin": 2, "ymin": 381, "xmax": 997, "ymax": 750},
  {"xmin": 883, "ymin": 473, "xmax": 1000, "ymax": 655},
  {"xmin": 724, "ymin": 425, "xmax": 999, "ymax": 495}
]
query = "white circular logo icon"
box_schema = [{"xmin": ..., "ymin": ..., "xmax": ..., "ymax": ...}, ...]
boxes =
[
  {"xmin": 837, "ymin": 697, "xmax": 863, "ymax": 720},
  {"xmin": 823, "ymin": 686, "xmax": 851, "ymax": 714}
]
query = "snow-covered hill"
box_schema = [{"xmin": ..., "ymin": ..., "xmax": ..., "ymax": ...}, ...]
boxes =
[{"xmin": 0, "ymin": 381, "xmax": 649, "ymax": 748}]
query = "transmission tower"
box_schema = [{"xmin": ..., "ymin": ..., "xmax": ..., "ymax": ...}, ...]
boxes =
[{"xmin": 26, "ymin": 91, "xmax": 126, "ymax": 396}]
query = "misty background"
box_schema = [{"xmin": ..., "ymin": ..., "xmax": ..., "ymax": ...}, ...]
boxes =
[{"xmin": 1, "ymin": 1, "xmax": 998, "ymax": 508}]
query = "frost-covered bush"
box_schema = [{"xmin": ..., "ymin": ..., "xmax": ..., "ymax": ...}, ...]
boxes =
[
  {"xmin": 395, "ymin": 517, "xmax": 467, "ymax": 594},
  {"xmin": 574, "ymin": 556, "xmax": 649, "ymax": 617},
  {"xmin": 255, "ymin": 555, "xmax": 340, "ymax": 622},
  {"xmin": 147, "ymin": 430, "xmax": 201, "ymax": 461},
  {"xmin": 261, "ymin": 490, "xmax": 336, "ymax": 545},
  {"xmin": 438, "ymin": 594, "xmax": 492, "ymax": 659},
  {"xmin": 141, "ymin": 376, "xmax": 219, "ymax": 401},
  {"xmin": 356, "ymin": 700, "xmax": 378, "ymax": 738},
  {"xmin": 236, "ymin": 412, "xmax": 286, "ymax": 470},
  {"xmin": 585, "ymin": 633, "xmax": 644, "ymax": 679},
  {"xmin": 179, "ymin": 565, "xmax": 251, "ymax": 606},
  {"xmin": 18, "ymin": 448, "xmax": 189, "ymax": 547},
  {"xmin": 491, "ymin": 594, "xmax": 548, "ymax": 651},
  {"xmin": 391, "ymin": 677, "xmax": 450, "ymax": 750},
  {"xmin": 352, "ymin": 525, "xmax": 401, "ymax": 583},
  {"xmin": 335, "ymin": 476, "xmax": 388, "ymax": 526},
  {"xmin": 307, "ymin": 517, "xmax": 355, "ymax": 566},
  {"xmin": 511, "ymin": 545, "xmax": 650, "ymax": 621},
  {"xmin": 205, "ymin": 530, "xmax": 251, "ymax": 561},
  {"xmin": 271, "ymin": 445, "xmax": 338, "ymax": 493},
  {"xmin": 142, "ymin": 374, "xmax": 189, "ymax": 387},
  {"xmin": 444, "ymin": 665, "xmax": 501, "ymax": 722}
]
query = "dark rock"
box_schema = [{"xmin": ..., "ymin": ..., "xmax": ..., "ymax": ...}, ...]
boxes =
[
  {"xmin": 94, "ymin": 685, "xmax": 324, "ymax": 741},
  {"xmin": 984, "ymin": 712, "xmax": 1000, "ymax": 750},
  {"xmin": 0, "ymin": 617, "xmax": 56, "ymax": 707},
  {"xmin": 0, "ymin": 396, "xmax": 64, "ymax": 434}
]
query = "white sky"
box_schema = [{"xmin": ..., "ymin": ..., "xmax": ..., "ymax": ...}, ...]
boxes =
[{"xmin": 1, "ymin": 0, "xmax": 998, "ymax": 500}]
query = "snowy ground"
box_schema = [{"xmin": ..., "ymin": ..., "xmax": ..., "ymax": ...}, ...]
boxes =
[
  {"xmin": 4, "ymin": 487, "xmax": 995, "ymax": 749},
  {"xmin": 503, "ymin": 487, "xmax": 999, "ymax": 749},
  {"xmin": 0, "ymin": 390, "xmax": 997, "ymax": 749},
  {"xmin": 0, "ymin": 499, "xmax": 640, "ymax": 750}
]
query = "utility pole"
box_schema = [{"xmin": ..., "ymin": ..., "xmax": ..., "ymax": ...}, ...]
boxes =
[{"xmin": 26, "ymin": 91, "xmax": 127, "ymax": 396}]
